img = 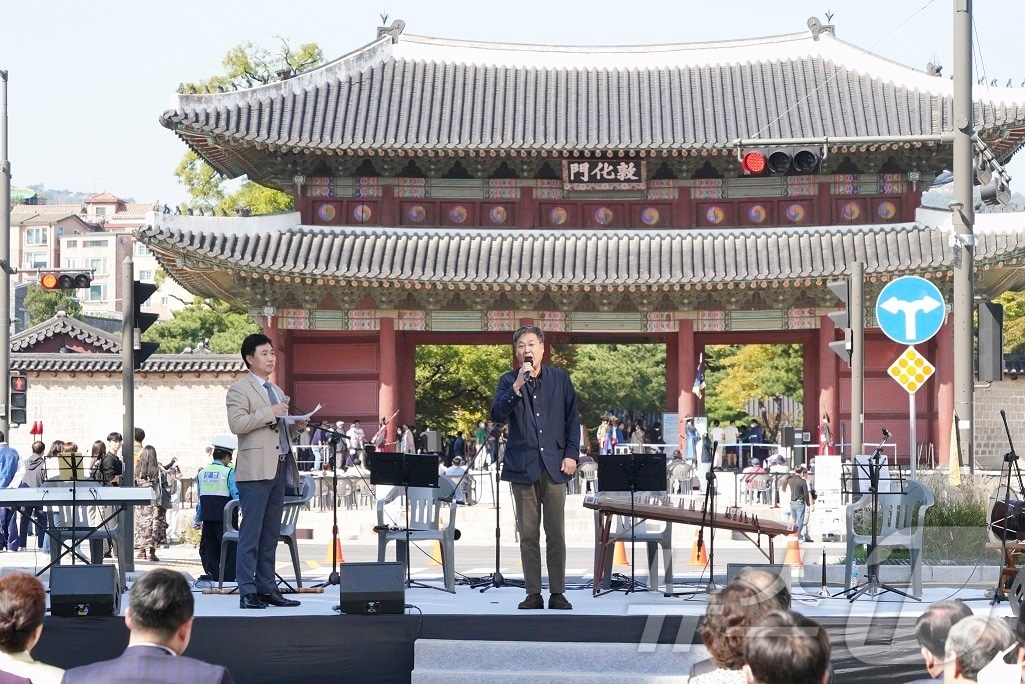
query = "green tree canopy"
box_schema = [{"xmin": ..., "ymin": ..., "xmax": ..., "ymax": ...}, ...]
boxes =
[
  {"xmin": 414, "ymin": 345, "xmax": 510, "ymax": 434},
  {"xmin": 142, "ymin": 298, "xmax": 258, "ymax": 354},
  {"xmin": 175, "ymin": 39, "xmax": 324, "ymax": 213},
  {"xmin": 997, "ymin": 290, "xmax": 1025, "ymax": 353},
  {"xmin": 704, "ymin": 344, "xmax": 804, "ymax": 439},
  {"xmin": 24, "ymin": 286, "xmax": 82, "ymax": 326},
  {"xmin": 561, "ymin": 343, "xmax": 666, "ymax": 431}
]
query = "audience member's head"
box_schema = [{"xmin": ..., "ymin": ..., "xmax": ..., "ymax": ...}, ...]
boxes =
[
  {"xmin": 134, "ymin": 427, "xmax": 146, "ymax": 445},
  {"xmin": 0, "ymin": 573, "xmax": 47, "ymax": 655},
  {"xmin": 698, "ymin": 582, "xmax": 765, "ymax": 670},
  {"xmin": 731, "ymin": 567, "xmax": 791, "ymax": 610},
  {"xmin": 30, "ymin": 441, "xmax": 44, "ymax": 456},
  {"xmin": 914, "ymin": 600, "xmax": 972, "ymax": 678},
  {"xmin": 126, "ymin": 569, "xmax": 195, "ymax": 654},
  {"xmin": 944, "ymin": 616, "xmax": 1016, "ymax": 683},
  {"xmin": 743, "ymin": 610, "xmax": 830, "ymax": 684}
]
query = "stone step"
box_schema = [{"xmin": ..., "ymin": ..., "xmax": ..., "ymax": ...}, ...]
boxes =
[{"xmin": 412, "ymin": 639, "xmax": 700, "ymax": 684}]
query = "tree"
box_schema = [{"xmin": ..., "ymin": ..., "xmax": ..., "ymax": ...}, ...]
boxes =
[
  {"xmin": 706, "ymin": 344, "xmax": 804, "ymax": 440},
  {"xmin": 997, "ymin": 290, "xmax": 1025, "ymax": 353},
  {"xmin": 175, "ymin": 39, "xmax": 324, "ymax": 213},
  {"xmin": 562, "ymin": 343, "xmax": 666, "ymax": 431},
  {"xmin": 414, "ymin": 345, "xmax": 510, "ymax": 434},
  {"xmin": 24, "ymin": 286, "xmax": 82, "ymax": 326},
  {"xmin": 142, "ymin": 298, "xmax": 258, "ymax": 354}
]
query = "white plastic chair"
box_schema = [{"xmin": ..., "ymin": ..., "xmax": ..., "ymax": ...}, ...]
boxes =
[{"xmin": 376, "ymin": 481, "xmax": 458, "ymax": 593}]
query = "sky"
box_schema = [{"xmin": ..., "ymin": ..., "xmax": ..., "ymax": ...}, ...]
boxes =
[{"xmin": 2, "ymin": 0, "xmax": 1023, "ymax": 206}]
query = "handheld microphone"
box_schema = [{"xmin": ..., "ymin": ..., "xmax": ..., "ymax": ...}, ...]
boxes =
[
  {"xmin": 882, "ymin": 428, "xmax": 891, "ymax": 439},
  {"xmin": 523, "ymin": 355, "xmax": 535, "ymax": 383}
]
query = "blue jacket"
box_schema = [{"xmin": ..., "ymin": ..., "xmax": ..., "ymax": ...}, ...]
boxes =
[
  {"xmin": 0, "ymin": 444, "xmax": 19, "ymax": 488},
  {"xmin": 491, "ymin": 364, "xmax": 580, "ymax": 485}
]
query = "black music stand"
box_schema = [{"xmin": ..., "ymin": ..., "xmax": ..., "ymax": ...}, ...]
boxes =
[
  {"xmin": 595, "ymin": 453, "xmax": 666, "ymax": 595},
  {"xmin": 991, "ymin": 409, "xmax": 1025, "ymax": 605},
  {"xmin": 369, "ymin": 452, "xmax": 443, "ymax": 591},
  {"xmin": 838, "ymin": 431, "xmax": 913, "ymax": 602}
]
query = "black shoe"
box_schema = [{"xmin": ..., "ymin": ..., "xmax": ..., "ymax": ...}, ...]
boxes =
[
  {"xmin": 240, "ymin": 593, "xmax": 268, "ymax": 609},
  {"xmin": 259, "ymin": 591, "xmax": 301, "ymax": 607},
  {"xmin": 517, "ymin": 593, "xmax": 544, "ymax": 610},
  {"xmin": 548, "ymin": 593, "xmax": 573, "ymax": 610}
]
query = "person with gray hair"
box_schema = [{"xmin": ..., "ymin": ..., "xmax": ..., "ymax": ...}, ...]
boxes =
[
  {"xmin": 943, "ymin": 616, "xmax": 1016, "ymax": 683},
  {"xmin": 908, "ymin": 600, "xmax": 973, "ymax": 683}
]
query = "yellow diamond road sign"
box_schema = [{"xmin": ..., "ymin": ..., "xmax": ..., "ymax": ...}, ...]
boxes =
[{"xmin": 887, "ymin": 347, "xmax": 935, "ymax": 394}]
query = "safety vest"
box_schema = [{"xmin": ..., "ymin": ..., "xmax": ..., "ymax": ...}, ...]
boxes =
[{"xmin": 197, "ymin": 461, "xmax": 232, "ymax": 522}]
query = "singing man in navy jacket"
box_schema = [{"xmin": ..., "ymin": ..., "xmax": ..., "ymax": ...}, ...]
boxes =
[{"xmin": 491, "ymin": 325, "xmax": 580, "ymax": 611}]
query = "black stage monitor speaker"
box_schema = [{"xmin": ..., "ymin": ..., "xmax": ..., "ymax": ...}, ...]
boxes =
[
  {"xmin": 338, "ymin": 562, "xmax": 405, "ymax": 615},
  {"xmin": 725, "ymin": 563, "xmax": 793, "ymax": 595},
  {"xmin": 49, "ymin": 565, "xmax": 119, "ymax": 617},
  {"xmin": 979, "ymin": 301, "xmax": 1004, "ymax": 382},
  {"xmin": 425, "ymin": 430, "xmax": 442, "ymax": 453}
]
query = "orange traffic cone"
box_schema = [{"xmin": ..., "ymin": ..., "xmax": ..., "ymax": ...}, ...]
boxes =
[
  {"xmin": 428, "ymin": 540, "xmax": 444, "ymax": 566},
  {"xmin": 613, "ymin": 541, "xmax": 630, "ymax": 566},
  {"xmin": 324, "ymin": 537, "xmax": 345, "ymax": 564},
  {"xmin": 689, "ymin": 530, "xmax": 708, "ymax": 566},
  {"xmin": 784, "ymin": 535, "xmax": 803, "ymax": 568}
]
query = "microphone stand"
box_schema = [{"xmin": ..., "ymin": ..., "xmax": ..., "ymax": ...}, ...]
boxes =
[
  {"xmin": 307, "ymin": 421, "xmax": 348, "ymax": 588},
  {"xmin": 469, "ymin": 424, "xmax": 520, "ymax": 591},
  {"xmin": 992, "ymin": 409, "xmax": 1025, "ymax": 604}
]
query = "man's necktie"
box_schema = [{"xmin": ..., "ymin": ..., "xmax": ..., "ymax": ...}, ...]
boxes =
[{"xmin": 264, "ymin": 381, "xmax": 291, "ymax": 456}]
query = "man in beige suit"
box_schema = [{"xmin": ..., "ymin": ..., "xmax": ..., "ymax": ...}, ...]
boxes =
[{"xmin": 226, "ymin": 333, "xmax": 308, "ymax": 609}]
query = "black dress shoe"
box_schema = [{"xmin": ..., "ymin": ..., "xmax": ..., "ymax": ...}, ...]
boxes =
[
  {"xmin": 517, "ymin": 593, "xmax": 544, "ymax": 610},
  {"xmin": 548, "ymin": 593, "xmax": 573, "ymax": 610},
  {"xmin": 240, "ymin": 593, "xmax": 268, "ymax": 609},
  {"xmin": 259, "ymin": 591, "xmax": 301, "ymax": 607}
]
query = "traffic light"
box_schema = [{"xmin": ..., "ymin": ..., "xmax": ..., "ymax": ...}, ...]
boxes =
[
  {"xmin": 9, "ymin": 375, "xmax": 27, "ymax": 426},
  {"xmin": 827, "ymin": 279, "xmax": 853, "ymax": 364},
  {"xmin": 740, "ymin": 147, "xmax": 822, "ymax": 176},
  {"xmin": 39, "ymin": 272, "xmax": 91, "ymax": 290},
  {"xmin": 133, "ymin": 281, "xmax": 159, "ymax": 370}
]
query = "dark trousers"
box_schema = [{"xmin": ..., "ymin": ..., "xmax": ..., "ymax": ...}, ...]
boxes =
[
  {"xmin": 510, "ymin": 471, "xmax": 568, "ymax": 594},
  {"xmin": 235, "ymin": 460, "xmax": 287, "ymax": 596},
  {"xmin": 17, "ymin": 508, "xmax": 45, "ymax": 549},
  {"xmin": 200, "ymin": 520, "xmax": 236, "ymax": 581},
  {"xmin": 0, "ymin": 508, "xmax": 19, "ymax": 551}
]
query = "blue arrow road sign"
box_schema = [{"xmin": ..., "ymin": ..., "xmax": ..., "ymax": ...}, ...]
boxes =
[{"xmin": 875, "ymin": 276, "xmax": 945, "ymax": 345}]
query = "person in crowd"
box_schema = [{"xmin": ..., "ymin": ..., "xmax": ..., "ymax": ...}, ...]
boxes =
[
  {"xmin": 445, "ymin": 456, "xmax": 468, "ymax": 504},
  {"xmin": 42, "ymin": 440, "xmax": 65, "ymax": 483},
  {"xmin": 400, "ymin": 424, "xmax": 417, "ymax": 454},
  {"xmin": 741, "ymin": 458, "xmax": 767, "ymax": 505},
  {"xmin": 371, "ymin": 417, "xmax": 388, "ymax": 451},
  {"xmin": 63, "ymin": 568, "xmax": 234, "ymax": 683},
  {"xmin": 87, "ymin": 439, "xmax": 116, "ymax": 560},
  {"xmin": 766, "ymin": 455, "xmax": 789, "ymax": 507},
  {"xmin": 163, "ymin": 461, "xmax": 183, "ymax": 546},
  {"xmin": 819, "ymin": 412, "xmax": 833, "ymax": 456},
  {"xmin": 710, "ymin": 419, "xmax": 725, "ymax": 468},
  {"xmin": 226, "ymin": 333, "xmax": 306, "ymax": 610},
  {"xmin": 781, "ymin": 464, "xmax": 813, "ymax": 543},
  {"xmin": 689, "ymin": 569, "xmax": 791, "ymax": 680},
  {"xmin": 683, "ymin": 416, "xmax": 699, "ymax": 463},
  {"xmin": 745, "ymin": 419, "xmax": 764, "ymax": 468},
  {"xmin": 943, "ymin": 616, "xmax": 1016, "ymax": 684},
  {"xmin": 346, "ymin": 420, "xmax": 365, "ymax": 467},
  {"xmin": 0, "ymin": 573, "xmax": 63, "ymax": 684},
  {"xmin": 631, "ymin": 422, "xmax": 646, "ymax": 449},
  {"xmin": 742, "ymin": 610, "xmax": 831, "ymax": 684},
  {"xmin": 449, "ymin": 431, "xmax": 465, "ymax": 468},
  {"xmin": 723, "ymin": 420, "xmax": 740, "ymax": 469},
  {"xmin": 195, "ymin": 436, "xmax": 239, "ymax": 582},
  {"xmin": 134, "ymin": 427, "xmax": 146, "ymax": 462},
  {"xmin": 908, "ymin": 600, "xmax": 973, "ymax": 683},
  {"xmin": 106, "ymin": 432, "xmax": 124, "ymax": 484},
  {"xmin": 491, "ymin": 325, "xmax": 579, "ymax": 611},
  {"xmin": 691, "ymin": 582, "xmax": 767, "ymax": 683},
  {"xmin": 0, "ymin": 432, "xmax": 20, "ymax": 552},
  {"xmin": 16, "ymin": 441, "xmax": 46, "ymax": 550},
  {"xmin": 598, "ymin": 416, "xmax": 614, "ymax": 455},
  {"xmin": 135, "ymin": 445, "xmax": 165, "ymax": 562}
]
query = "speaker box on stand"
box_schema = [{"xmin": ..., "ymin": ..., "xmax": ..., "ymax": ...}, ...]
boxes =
[{"xmin": 49, "ymin": 565, "xmax": 119, "ymax": 617}]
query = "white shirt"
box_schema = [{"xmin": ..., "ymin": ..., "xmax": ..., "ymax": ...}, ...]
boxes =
[{"xmin": 0, "ymin": 650, "xmax": 64, "ymax": 684}]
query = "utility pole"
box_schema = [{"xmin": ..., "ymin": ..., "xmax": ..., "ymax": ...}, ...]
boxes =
[
  {"xmin": 952, "ymin": 0, "xmax": 975, "ymax": 472},
  {"xmin": 850, "ymin": 261, "xmax": 865, "ymax": 460},
  {"xmin": 0, "ymin": 69, "xmax": 10, "ymax": 438},
  {"xmin": 122, "ymin": 256, "xmax": 135, "ymax": 571}
]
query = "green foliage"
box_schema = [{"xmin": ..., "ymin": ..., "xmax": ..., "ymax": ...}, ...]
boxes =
[
  {"xmin": 414, "ymin": 345, "xmax": 510, "ymax": 434},
  {"xmin": 142, "ymin": 299, "xmax": 258, "ymax": 354},
  {"xmin": 920, "ymin": 473, "xmax": 989, "ymax": 560},
  {"xmin": 997, "ymin": 290, "xmax": 1025, "ymax": 353},
  {"xmin": 217, "ymin": 182, "xmax": 294, "ymax": 216},
  {"xmin": 563, "ymin": 344, "xmax": 666, "ymax": 430},
  {"xmin": 175, "ymin": 39, "xmax": 323, "ymax": 213},
  {"xmin": 705, "ymin": 344, "xmax": 803, "ymax": 422},
  {"xmin": 24, "ymin": 285, "xmax": 82, "ymax": 325}
]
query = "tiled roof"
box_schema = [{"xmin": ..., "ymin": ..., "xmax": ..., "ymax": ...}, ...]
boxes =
[
  {"xmin": 137, "ymin": 210, "xmax": 1025, "ymax": 290},
  {"xmin": 84, "ymin": 192, "xmax": 123, "ymax": 204},
  {"xmin": 11, "ymin": 353, "xmax": 247, "ymax": 374},
  {"xmin": 12, "ymin": 314, "xmax": 122, "ymax": 352},
  {"xmin": 161, "ymin": 26, "xmax": 1025, "ymax": 179}
]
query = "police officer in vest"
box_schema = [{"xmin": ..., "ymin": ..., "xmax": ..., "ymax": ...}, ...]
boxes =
[{"xmin": 195, "ymin": 435, "xmax": 239, "ymax": 582}]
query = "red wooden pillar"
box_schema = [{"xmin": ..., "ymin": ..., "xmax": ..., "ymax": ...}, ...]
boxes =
[
  {"xmin": 398, "ymin": 330, "xmax": 417, "ymax": 432},
  {"xmin": 678, "ymin": 320, "xmax": 696, "ymax": 420},
  {"xmin": 379, "ymin": 317, "xmax": 398, "ymax": 448},
  {"xmin": 803, "ymin": 330, "xmax": 820, "ymax": 443},
  {"xmin": 665, "ymin": 333, "xmax": 679, "ymax": 412},
  {"xmin": 818, "ymin": 315, "xmax": 839, "ymax": 446},
  {"xmin": 935, "ymin": 320, "xmax": 955, "ymax": 467}
]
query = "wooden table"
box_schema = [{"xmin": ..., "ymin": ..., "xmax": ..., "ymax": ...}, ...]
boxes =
[{"xmin": 583, "ymin": 495, "xmax": 791, "ymax": 596}]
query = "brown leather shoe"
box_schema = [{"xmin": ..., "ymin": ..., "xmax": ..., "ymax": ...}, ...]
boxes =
[
  {"xmin": 148, "ymin": 548, "xmax": 159, "ymax": 562},
  {"xmin": 517, "ymin": 593, "xmax": 544, "ymax": 609},
  {"xmin": 548, "ymin": 593, "xmax": 573, "ymax": 610}
]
